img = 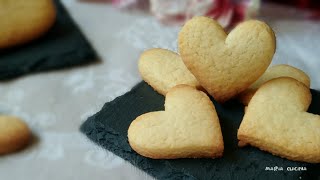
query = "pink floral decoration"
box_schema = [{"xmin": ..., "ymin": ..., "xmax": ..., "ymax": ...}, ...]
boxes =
[{"xmin": 110, "ymin": 0, "xmax": 259, "ymax": 27}]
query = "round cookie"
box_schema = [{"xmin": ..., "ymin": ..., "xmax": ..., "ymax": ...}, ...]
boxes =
[
  {"xmin": 0, "ymin": 0, "xmax": 56, "ymax": 49},
  {"xmin": 0, "ymin": 115, "xmax": 31, "ymax": 155}
]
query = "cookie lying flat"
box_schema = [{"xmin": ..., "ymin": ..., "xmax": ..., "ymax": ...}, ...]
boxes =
[
  {"xmin": 138, "ymin": 48, "xmax": 201, "ymax": 95},
  {"xmin": 239, "ymin": 66, "xmax": 309, "ymax": 147},
  {"xmin": 238, "ymin": 64, "xmax": 310, "ymax": 105},
  {"xmin": 0, "ymin": 0, "xmax": 56, "ymax": 49},
  {"xmin": 178, "ymin": 16, "xmax": 275, "ymax": 103},
  {"xmin": 0, "ymin": 116, "xmax": 31, "ymax": 155},
  {"xmin": 128, "ymin": 85, "xmax": 224, "ymax": 159},
  {"xmin": 238, "ymin": 77, "xmax": 320, "ymax": 163}
]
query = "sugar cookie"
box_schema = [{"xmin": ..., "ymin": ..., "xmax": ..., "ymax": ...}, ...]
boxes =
[
  {"xmin": 238, "ymin": 64, "xmax": 310, "ymax": 105},
  {"xmin": 178, "ymin": 16, "xmax": 276, "ymax": 102},
  {"xmin": 128, "ymin": 85, "xmax": 223, "ymax": 159},
  {"xmin": 238, "ymin": 77, "xmax": 320, "ymax": 163},
  {"xmin": 139, "ymin": 48, "xmax": 201, "ymax": 95}
]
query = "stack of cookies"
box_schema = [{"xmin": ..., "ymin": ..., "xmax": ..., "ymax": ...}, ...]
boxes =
[{"xmin": 128, "ymin": 16, "xmax": 320, "ymax": 163}]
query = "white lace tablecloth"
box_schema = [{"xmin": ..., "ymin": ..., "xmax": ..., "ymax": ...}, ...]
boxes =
[{"xmin": 0, "ymin": 1, "xmax": 319, "ymax": 179}]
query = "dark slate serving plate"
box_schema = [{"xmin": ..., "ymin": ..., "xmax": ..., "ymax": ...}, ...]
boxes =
[
  {"xmin": 0, "ymin": 0, "xmax": 98, "ymax": 80},
  {"xmin": 81, "ymin": 82, "xmax": 320, "ymax": 180}
]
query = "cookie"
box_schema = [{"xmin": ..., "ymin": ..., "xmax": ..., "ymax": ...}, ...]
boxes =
[
  {"xmin": 138, "ymin": 48, "xmax": 201, "ymax": 95},
  {"xmin": 238, "ymin": 77, "xmax": 320, "ymax": 163},
  {"xmin": 128, "ymin": 85, "xmax": 224, "ymax": 159},
  {"xmin": 240, "ymin": 64, "xmax": 310, "ymax": 147},
  {"xmin": 178, "ymin": 16, "xmax": 276, "ymax": 103},
  {"xmin": 0, "ymin": 0, "xmax": 56, "ymax": 49},
  {"xmin": 238, "ymin": 64, "xmax": 310, "ymax": 105},
  {"xmin": 0, "ymin": 115, "xmax": 32, "ymax": 155}
]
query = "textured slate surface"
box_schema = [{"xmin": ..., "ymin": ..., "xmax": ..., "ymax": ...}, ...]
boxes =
[
  {"xmin": 0, "ymin": 0, "xmax": 97, "ymax": 80},
  {"xmin": 81, "ymin": 82, "xmax": 320, "ymax": 180}
]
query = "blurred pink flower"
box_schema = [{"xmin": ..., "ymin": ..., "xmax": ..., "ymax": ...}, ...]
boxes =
[
  {"xmin": 110, "ymin": 0, "xmax": 150, "ymax": 9},
  {"xmin": 110, "ymin": 0, "xmax": 260, "ymax": 27},
  {"xmin": 111, "ymin": 0, "xmax": 139, "ymax": 8}
]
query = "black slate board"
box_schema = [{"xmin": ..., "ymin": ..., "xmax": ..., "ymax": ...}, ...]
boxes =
[
  {"xmin": 0, "ymin": 0, "xmax": 97, "ymax": 80},
  {"xmin": 81, "ymin": 82, "xmax": 320, "ymax": 180}
]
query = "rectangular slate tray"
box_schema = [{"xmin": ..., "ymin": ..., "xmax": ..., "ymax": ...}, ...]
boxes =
[
  {"xmin": 0, "ymin": 0, "xmax": 97, "ymax": 80},
  {"xmin": 81, "ymin": 82, "xmax": 320, "ymax": 180}
]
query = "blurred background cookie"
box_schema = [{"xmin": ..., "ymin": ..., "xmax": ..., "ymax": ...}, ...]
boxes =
[
  {"xmin": 0, "ymin": 0, "xmax": 56, "ymax": 49},
  {"xmin": 0, "ymin": 115, "xmax": 31, "ymax": 155}
]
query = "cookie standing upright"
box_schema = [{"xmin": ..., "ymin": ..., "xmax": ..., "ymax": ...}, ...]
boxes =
[
  {"xmin": 128, "ymin": 85, "xmax": 224, "ymax": 159},
  {"xmin": 178, "ymin": 16, "xmax": 276, "ymax": 102},
  {"xmin": 138, "ymin": 48, "xmax": 201, "ymax": 95},
  {"xmin": 0, "ymin": 0, "xmax": 56, "ymax": 49},
  {"xmin": 0, "ymin": 116, "xmax": 32, "ymax": 155},
  {"xmin": 238, "ymin": 77, "xmax": 320, "ymax": 163}
]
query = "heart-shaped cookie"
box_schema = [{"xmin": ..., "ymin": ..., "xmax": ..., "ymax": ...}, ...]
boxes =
[
  {"xmin": 139, "ymin": 48, "xmax": 201, "ymax": 95},
  {"xmin": 238, "ymin": 64, "xmax": 310, "ymax": 105},
  {"xmin": 238, "ymin": 77, "xmax": 320, "ymax": 163},
  {"xmin": 178, "ymin": 16, "xmax": 276, "ymax": 102},
  {"xmin": 128, "ymin": 85, "xmax": 223, "ymax": 159}
]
